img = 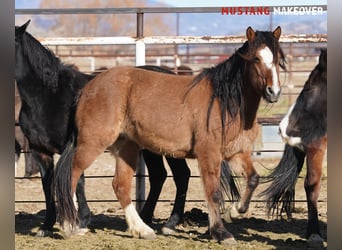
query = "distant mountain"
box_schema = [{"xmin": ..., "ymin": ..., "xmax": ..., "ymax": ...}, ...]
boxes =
[{"xmin": 176, "ymin": 12, "xmax": 327, "ymax": 36}]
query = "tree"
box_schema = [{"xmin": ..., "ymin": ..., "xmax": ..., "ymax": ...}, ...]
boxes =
[{"xmin": 38, "ymin": 0, "xmax": 176, "ymax": 37}]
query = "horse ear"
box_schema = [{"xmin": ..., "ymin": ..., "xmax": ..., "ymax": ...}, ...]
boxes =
[
  {"xmin": 273, "ymin": 26, "xmax": 281, "ymax": 40},
  {"xmin": 246, "ymin": 26, "xmax": 255, "ymax": 42},
  {"xmin": 16, "ymin": 19, "xmax": 31, "ymax": 35}
]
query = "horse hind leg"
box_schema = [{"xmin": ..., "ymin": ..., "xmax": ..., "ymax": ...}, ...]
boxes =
[
  {"xmin": 162, "ymin": 157, "xmax": 190, "ymax": 235},
  {"xmin": 305, "ymin": 140, "xmax": 326, "ymax": 248},
  {"xmin": 225, "ymin": 152, "xmax": 259, "ymax": 221},
  {"xmin": 111, "ymin": 141, "xmax": 156, "ymax": 240}
]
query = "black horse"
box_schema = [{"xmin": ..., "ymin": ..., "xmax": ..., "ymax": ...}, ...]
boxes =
[
  {"xmin": 15, "ymin": 20, "xmax": 94, "ymax": 237},
  {"xmin": 261, "ymin": 48, "xmax": 327, "ymax": 248}
]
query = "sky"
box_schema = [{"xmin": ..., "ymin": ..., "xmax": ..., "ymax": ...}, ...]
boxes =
[
  {"xmin": 155, "ymin": 0, "xmax": 327, "ymax": 7},
  {"xmin": 15, "ymin": 0, "xmax": 327, "ymax": 8}
]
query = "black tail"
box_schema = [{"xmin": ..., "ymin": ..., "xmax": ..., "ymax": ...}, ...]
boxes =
[
  {"xmin": 260, "ymin": 144, "xmax": 306, "ymax": 219},
  {"xmin": 220, "ymin": 161, "xmax": 241, "ymax": 211},
  {"xmin": 54, "ymin": 133, "xmax": 78, "ymax": 228}
]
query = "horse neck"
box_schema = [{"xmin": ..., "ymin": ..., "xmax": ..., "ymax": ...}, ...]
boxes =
[{"xmin": 242, "ymin": 81, "xmax": 261, "ymax": 130}]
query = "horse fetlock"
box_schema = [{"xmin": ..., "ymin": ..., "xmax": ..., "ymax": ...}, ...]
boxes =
[
  {"xmin": 35, "ymin": 229, "xmax": 53, "ymax": 238},
  {"xmin": 224, "ymin": 203, "xmax": 247, "ymax": 222}
]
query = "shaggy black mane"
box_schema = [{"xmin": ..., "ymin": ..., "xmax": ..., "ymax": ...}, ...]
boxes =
[
  {"xmin": 16, "ymin": 28, "xmax": 61, "ymax": 91},
  {"xmin": 191, "ymin": 30, "xmax": 286, "ymax": 134}
]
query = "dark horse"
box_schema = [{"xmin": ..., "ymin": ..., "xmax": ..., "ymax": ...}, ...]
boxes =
[
  {"xmin": 261, "ymin": 48, "xmax": 327, "ymax": 248},
  {"xmin": 54, "ymin": 26, "xmax": 285, "ymax": 245},
  {"xmin": 15, "ymin": 20, "xmax": 93, "ymax": 236},
  {"xmin": 15, "ymin": 20, "xmax": 193, "ymax": 236}
]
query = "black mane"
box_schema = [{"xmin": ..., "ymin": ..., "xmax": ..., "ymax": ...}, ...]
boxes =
[
  {"xmin": 191, "ymin": 30, "xmax": 286, "ymax": 134},
  {"xmin": 16, "ymin": 28, "xmax": 62, "ymax": 91}
]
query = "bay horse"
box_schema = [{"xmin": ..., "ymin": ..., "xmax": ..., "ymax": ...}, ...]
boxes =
[
  {"xmin": 54, "ymin": 26, "xmax": 285, "ymax": 244},
  {"xmin": 261, "ymin": 48, "xmax": 327, "ymax": 248},
  {"xmin": 15, "ymin": 20, "xmax": 196, "ymax": 236},
  {"xmin": 15, "ymin": 20, "xmax": 93, "ymax": 236}
]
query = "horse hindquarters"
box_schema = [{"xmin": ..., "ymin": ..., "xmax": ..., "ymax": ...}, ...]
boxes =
[{"xmin": 111, "ymin": 141, "xmax": 156, "ymax": 239}]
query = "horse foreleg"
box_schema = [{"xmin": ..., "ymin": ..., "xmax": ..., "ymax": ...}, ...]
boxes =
[
  {"xmin": 227, "ymin": 152, "xmax": 259, "ymax": 219},
  {"xmin": 112, "ymin": 142, "xmax": 156, "ymax": 240},
  {"xmin": 31, "ymin": 150, "xmax": 56, "ymax": 237},
  {"xmin": 139, "ymin": 150, "xmax": 167, "ymax": 224},
  {"xmin": 304, "ymin": 139, "xmax": 326, "ymax": 247},
  {"xmin": 162, "ymin": 157, "xmax": 190, "ymax": 234},
  {"xmin": 197, "ymin": 154, "xmax": 236, "ymax": 245}
]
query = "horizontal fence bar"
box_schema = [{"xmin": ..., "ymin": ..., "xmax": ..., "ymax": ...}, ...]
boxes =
[
  {"xmin": 36, "ymin": 34, "xmax": 327, "ymax": 46},
  {"xmin": 15, "ymin": 199, "xmax": 326, "ymax": 204},
  {"xmin": 15, "ymin": 6, "xmax": 327, "ymax": 15}
]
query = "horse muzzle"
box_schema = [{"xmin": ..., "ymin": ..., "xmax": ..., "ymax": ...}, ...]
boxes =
[{"xmin": 265, "ymin": 86, "xmax": 281, "ymax": 103}]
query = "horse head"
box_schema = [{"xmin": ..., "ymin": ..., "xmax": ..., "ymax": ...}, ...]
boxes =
[{"xmin": 239, "ymin": 26, "xmax": 285, "ymax": 103}]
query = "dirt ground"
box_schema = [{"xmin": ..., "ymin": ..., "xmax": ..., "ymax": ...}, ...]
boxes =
[{"xmin": 15, "ymin": 154, "xmax": 327, "ymax": 249}]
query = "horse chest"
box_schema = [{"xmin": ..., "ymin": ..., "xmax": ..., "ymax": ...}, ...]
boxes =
[{"xmin": 223, "ymin": 125, "xmax": 258, "ymax": 157}]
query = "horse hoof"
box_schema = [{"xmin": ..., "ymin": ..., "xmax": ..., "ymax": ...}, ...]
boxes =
[
  {"xmin": 35, "ymin": 229, "xmax": 53, "ymax": 237},
  {"xmin": 74, "ymin": 227, "xmax": 89, "ymax": 236},
  {"xmin": 129, "ymin": 228, "xmax": 157, "ymax": 240},
  {"xmin": 161, "ymin": 226, "xmax": 177, "ymax": 235},
  {"xmin": 307, "ymin": 234, "xmax": 324, "ymax": 249},
  {"xmin": 220, "ymin": 236, "xmax": 237, "ymax": 245},
  {"xmin": 141, "ymin": 231, "xmax": 157, "ymax": 240}
]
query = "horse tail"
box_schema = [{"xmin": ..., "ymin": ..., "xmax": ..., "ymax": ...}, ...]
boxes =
[
  {"xmin": 54, "ymin": 133, "xmax": 78, "ymax": 228},
  {"xmin": 220, "ymin": 161, "xmax": 241, "ymax": 210},
  {"xmin": 260, "ymin": 144, "xmax": 306, "ymax": 219}
]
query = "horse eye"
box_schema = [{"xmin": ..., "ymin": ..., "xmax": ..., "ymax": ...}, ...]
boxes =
[{"xmin": 254, "ymin": 57, "xmax": 260, "ymax": 63}]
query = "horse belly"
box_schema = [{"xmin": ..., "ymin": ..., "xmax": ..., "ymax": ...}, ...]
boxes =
[
  {"xmin": 125, "ymin": 97, "xmax": 193, "ymax": 158},
  {"xmin": 125, "ymin": 113, "xmax": 193, "ymax": 158}
]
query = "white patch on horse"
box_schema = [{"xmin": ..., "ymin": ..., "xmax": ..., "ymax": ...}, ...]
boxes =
[
  {"xmin": 124, "ymin": 203, "xmax": 156, "ymax": 239},
  {"xmin": 73, "ymin": 193, "xmax": 77, "ymax": 209},
  {"xmin": 279, "ymin": 103, "xmax": 303, "ymax": 149},
  {"xmin": 258, "ymin": 47, "xmax": 280, "ymax": 96}
]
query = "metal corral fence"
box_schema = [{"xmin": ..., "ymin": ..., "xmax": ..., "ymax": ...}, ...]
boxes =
[{"xmin": 15, "ymin": 6, "xmax": 327, "ymax": 211}]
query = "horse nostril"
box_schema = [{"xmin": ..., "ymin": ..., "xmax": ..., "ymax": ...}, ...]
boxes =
[{"xmin": 266, "ymin": 86, "xmax": 274, "ymax": 97}]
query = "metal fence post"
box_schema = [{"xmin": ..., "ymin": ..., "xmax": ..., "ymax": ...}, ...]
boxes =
[{"xmin": 135, "ymin": 11, "xmax": 146, "ymax": 212}]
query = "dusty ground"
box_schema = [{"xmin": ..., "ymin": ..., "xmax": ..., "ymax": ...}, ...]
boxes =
[{"xmin": 15, "ymin": 154, "xmax": 327, "ymax": 249}]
